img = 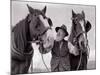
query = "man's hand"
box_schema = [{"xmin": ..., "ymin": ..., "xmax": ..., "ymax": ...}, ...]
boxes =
[{"xmin": 68, "ymin": 41, "xmax": 79, "ymax": 56}]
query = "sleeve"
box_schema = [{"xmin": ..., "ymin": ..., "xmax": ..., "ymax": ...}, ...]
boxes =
[{"xmin": 68, "ymin": 41, "xmax": 79, "ymax": 56}]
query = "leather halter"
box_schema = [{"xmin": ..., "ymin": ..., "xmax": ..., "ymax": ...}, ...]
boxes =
[
  {"xmin": 73, "ymin": 31, "xmax": 86, "ymax": 46},
  {"xmin": 73, "ymin": 31, "xmax": 89, "ymax": 70},
  {"xmin": 27, "ymin": 27, "xmax": 51, "ymax": 44}
]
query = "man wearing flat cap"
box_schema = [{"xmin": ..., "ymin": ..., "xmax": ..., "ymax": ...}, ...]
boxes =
[{"xmin": 39, "ymin": 24, "xmax": 79, "ymax": 71}]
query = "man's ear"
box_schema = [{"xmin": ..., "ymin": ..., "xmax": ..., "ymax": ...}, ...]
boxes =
[
  {"xmin": 27, "ymin": 4, "xmax": 34, "ymax": 14},
  {"xmin": 72, "ymin": 10, "xmax": 76, "ymax": 17},
  {"xmin": 82, "ymin": 10, "xmax": 85, "ymax": 18},
  {"xmin": 42, "ymin": 6, "xmax": 47, "ymax": 14}
]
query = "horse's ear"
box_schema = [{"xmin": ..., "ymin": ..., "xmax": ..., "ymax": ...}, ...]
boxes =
[
  {"xmin": 42, "ymin": 6, "xmax": 47, "ymax": 14},
  {"xmin": 72, "ymin": 10, "xmax": 76, "ymax": 17},
  {"xmin": 48, "ymin": 18, "xmax": 53, "ymax": 27},
  {"xmin": 27, "ymin": 4, "xmax": 34, "ymax": 14},
  {"xmin": 85, "ymin": 21, "xmax": 92, "ymax": 32},
  {"xmin": 82, "ymin": 10, "xmax": 85, "ymax": 18}
]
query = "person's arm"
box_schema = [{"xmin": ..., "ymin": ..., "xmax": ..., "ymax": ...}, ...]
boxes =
[{"xmin": 68, "ymin": 41, "xmax": 79, "ymax": 56}]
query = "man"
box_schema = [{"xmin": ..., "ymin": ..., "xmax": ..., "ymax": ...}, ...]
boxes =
[{"xmin": 39, "ymin": 24, "xmax": 79, "ymax": 72}]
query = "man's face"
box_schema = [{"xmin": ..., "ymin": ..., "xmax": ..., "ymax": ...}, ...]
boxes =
[{"xmin": 56, "ymin": 29, "xmax": 66, "ymax": 41}]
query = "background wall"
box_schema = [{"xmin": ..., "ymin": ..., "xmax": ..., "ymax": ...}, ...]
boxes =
[{"xmin": 11, "ymin": 1, "xmax": 95, "ymax": 72}]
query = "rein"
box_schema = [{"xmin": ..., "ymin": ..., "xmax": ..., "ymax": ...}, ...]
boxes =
[
  {"xmin": 39, "ymin": 27, "xmax": 51, "ymax": 72},
  {"xmin": 28, "ymin": 27, "xmax": 51, "ymax": 72},
  {"xmin": 41, "ymin": 53, "xmax": 50, "ymax": 72},
  {"xmin": 73, "ymin": 31, "xmax": 90, "ymax": 70}
]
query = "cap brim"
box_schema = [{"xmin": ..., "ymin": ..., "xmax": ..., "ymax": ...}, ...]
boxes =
[
  {"xmin": 55, "ymin": 27, "xmax": 68, "ymax": 36},
  {"xmin": 55, "ymin": 27, "xmax": 60, "ymax": 32}
]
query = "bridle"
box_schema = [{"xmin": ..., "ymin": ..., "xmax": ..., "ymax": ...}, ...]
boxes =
[
  {"xmin": 27, "ymin": 13, "xmax": 52, "ymax": 44},
  {"xmin": 27, "ymin": 20, "xmax": 52, "ymax": 72},
  {"xmin": 72, "ymin": 19, "xmax": 90, "ymax": 70},
  {"xmin": 28, "ymin": 27, "xmax": 51, "ymax": 72},
  {"xmin": 73, "ymin": 31, "xmax": 90, "ymax": 70}
]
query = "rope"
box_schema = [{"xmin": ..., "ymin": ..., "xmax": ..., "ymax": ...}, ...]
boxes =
[
  {"xmin": 29, "ymin": 52, "xmax": 50, "ymax": 73},
  {"xmin": 41, "ymin": 53, "xmax": 50, "ymax": 72},
  {"xmin": 75, "ymin": 31, "xmax": 90, "ymax": 70},
  {"xmin": 30, "ymin": 59, "xmax": 33, "ymax": 73},
  {"xmin": 87, "ymin": 40, "xmax": 90, "ymax": 59},
  {"xmin": 76, "ymin": 50, "xmax": 82, "ymax": 70},
  {"xmin": 76, "ymin": 43, "xmax": 90, "ymax": 70}
]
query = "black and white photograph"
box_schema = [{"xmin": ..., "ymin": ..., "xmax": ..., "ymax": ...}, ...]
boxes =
[{"xmin": 11, "ymin": 0, "xmax": 96, "ymax": 75}]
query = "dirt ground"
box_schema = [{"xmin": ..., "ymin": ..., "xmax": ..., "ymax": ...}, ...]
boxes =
[{"xmin": 29, "ymin": 60, "xmax": 96, "ymax": 73}]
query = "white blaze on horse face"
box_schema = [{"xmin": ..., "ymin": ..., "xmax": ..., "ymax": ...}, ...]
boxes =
[
  {"xmin": 41, "ymin": 32, "xmax": 47, "ymax": 44},
  {"xmin": 39, "ymin": 14, "xmax": 53, "ymax": 42},
  {"xmin": 79, "ymin": 20, "xmax": 85, "ymax": 32},
  {"xmin": 41, "ymin": 29, "xmax": 54, "ymax": 49},
  {"xmin": 43, "ymin": 31, "xmax": 54, "ymax": 49},
  {"xmin": 39, "ymin": 15, "xmax": 54, "ymax": 48},
  {"xmin": 79, "ymin": 20, "xmax": 87, "ymax": 47},
  {"xmin": 39, "ymin": 15, "xmax": 50, "ymax": 28}
]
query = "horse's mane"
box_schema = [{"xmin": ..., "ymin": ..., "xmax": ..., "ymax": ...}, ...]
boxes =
[
  {"xmin": 68, "ymin": 21, "xmax": 77, "ymax": 44},
  {"xmin": 12, "ymin": 15, "xmax": 29, "ymax": 32},
  {"xmin": 12, "ymin": 14, "xmax": 31, "ymax": 52}
]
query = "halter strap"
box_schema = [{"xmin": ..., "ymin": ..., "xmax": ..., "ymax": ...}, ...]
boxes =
[
  {"xmin": 27, "ymin": 27, "xmax": 51, "ymax": 44},
  {"xmin": 38, "ymin": 27, "xmax": 51, "ymax": 37},
  {"xmin": 75, "ymin": 31, "xmax": 86, "ymax": 39}
]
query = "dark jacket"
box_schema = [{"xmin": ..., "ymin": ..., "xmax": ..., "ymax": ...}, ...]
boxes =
[{"xmin": 39, "ymin": 39, "xmax": 70, "ymax": 71}]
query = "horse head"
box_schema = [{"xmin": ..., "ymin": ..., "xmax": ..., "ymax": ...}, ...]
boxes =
[
  {"xmin": 69, "ymin": 10, "xmax": 91, "ymax": 50},
  {"xmin": 27, "ymin": 4, "xmax": 53, "ymax": 43}
]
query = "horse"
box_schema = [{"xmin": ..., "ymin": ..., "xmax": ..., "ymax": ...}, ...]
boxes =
[
  {"xmin": 68, "ymin": 10, "xmax": 92, "ymax": 70},
  {"xmin": 11, "ymin": 4, "xmax": 53, "ymax": 74}
]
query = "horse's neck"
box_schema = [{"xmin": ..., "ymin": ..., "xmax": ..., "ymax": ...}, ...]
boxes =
[
  {"xmin": 25, "ymin": 18, "xmax": 32, "ymax": 42},
  {"xmin": 68, "ymin": 24, "xmax": 76, "ymax": 43},
  {"xmin": 13, "ymin": 16, "xmax": 32, "ymax": 52}
]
